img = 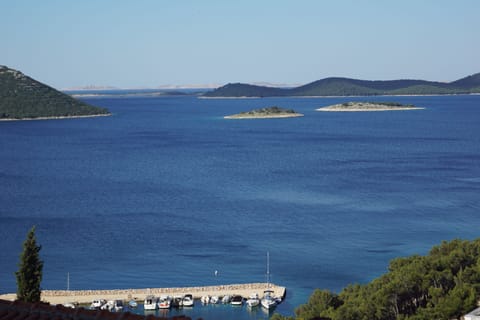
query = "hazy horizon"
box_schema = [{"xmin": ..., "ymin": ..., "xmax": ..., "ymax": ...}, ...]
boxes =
[{"xmin": 1, "ymin": 1, "xmax": 479, "ymax": 88}]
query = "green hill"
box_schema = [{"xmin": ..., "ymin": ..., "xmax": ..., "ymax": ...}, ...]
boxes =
[
  {"xmin": 203, "ymin": 73, "xmax": 480, "ymax": 97},
  {"xmin": 0, "ymin": 65, "xmax": 110, "ymax": 120}
]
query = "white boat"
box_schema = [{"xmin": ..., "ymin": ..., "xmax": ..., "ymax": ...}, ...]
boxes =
[
  {"xmin": 221, "ymin": 295, "xmax": 231, "ymax": 304},
  {"xmin": 261, "ymin": 290, "xmax": 277, "ymax": 310},
  {"xmin": 201, "ymin": 295, "xmax": 210, "ymax": 304},
  {"xmin": 113, "ymin": 300, "xmax": 124, "ymax": 312},
  {"xmin": 261, "ymin": 252, "xmax": 278, "ymax": 310},
  {"xmin": 63, "ymin": 302, "xmax": 76, "ymax": 309},
  {"xmin": 246, "ymin": 293, "xmax": 260, "ymax": 308},
  {"xmin": 230, "ymin": 295, "xmax": 243, "ymax": 306},
  {"xmin": 182, "ymin": 294, "xmax": 194, "ymax": 307},
  {"xmin": 210, "ymin": 296, "xmax": 219, "ymax": 304},
  {"xmin": 144, "ymin": 295, "xmax": 158, "ymax": 310},
  {"xmin": 90, "ymin": 299, "xmax": 106, "ymax": 309},
  {"xmin": 158, "ymin": 295, "xmax": 171, "ymax": 309},
  {"xmin": 128, "ymin": 300, "xmax": 138, "ymax": 308},
  {"xmin": 101, "ymin": 300, "xmax": 115, "ymax": 311}
]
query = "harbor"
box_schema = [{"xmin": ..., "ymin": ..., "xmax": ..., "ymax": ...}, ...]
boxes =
[{"xmin": 0, "ymin": 283, "xmax": 286, "ymax": 306}]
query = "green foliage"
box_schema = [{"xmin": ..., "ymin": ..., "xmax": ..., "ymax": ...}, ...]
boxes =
[
  {"xmin": 16, "ymin": 226, "xmax": 43, "ymax": 303},
  {"xmin": 295, "ymin": 239, "xmax": 480, "ymax": 320},
  {"xmin": 0, "ymin": 66, "xmax": 110, "ymax": 119},
  {"xmin": 204, "ymin": 73, "xmax": 480, "ymax": 97}
]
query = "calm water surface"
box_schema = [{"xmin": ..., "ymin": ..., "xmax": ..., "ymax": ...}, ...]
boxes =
[{"xmin": 1, "ymin": 95, "xmax": 480, "ymax": 318}]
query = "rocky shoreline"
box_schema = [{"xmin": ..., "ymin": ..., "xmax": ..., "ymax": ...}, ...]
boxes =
[{"xmin": 316, "ymin": 102, "xmax": 424, "ymax": 112}]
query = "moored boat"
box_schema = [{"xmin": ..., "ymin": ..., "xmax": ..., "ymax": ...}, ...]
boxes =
[
  {"xmin": 221, "ymin": 295, "xmax": 231, "ymax": 304},
  {"xmin": 171, "ymin": 296, "xmax": 183, "ymax": 308},
  {"xmin": 210, "ymin": 296, "xmax": 219, "ymax": 304},
  {"xmin": 201, "ymin": 295, "xmax": 210, "ymax": 304},
  {"xmin": 90, "ymin": 299, "xmax": 106, "ymax": 310},
  {"xmin": 261, "ymin": 252, "xmax": 279, "ymax": 310},
  {"xmin": 158, "ymin": 295, "xmax": 171, "ymax": 309},
  {"xmin": 128, "ymin": 300, "xmax": 138, "ymax": 308},
  {"xmin": 230, "ymin": 295, "xmax": 243, "ymax": 306},
  {"xmin": 246, "ymin": 293, "xmax": 260, "ymax": 308},
  {"xmin": 113, "ymin": 300, "xmax": 124, "ymax": 312},
  {"xmin": 182, "ymin": 294, "xmax": 194, "ymax": 307},
  {"xmin": 261, "ymin": 290, "xmax": 277, "ymax": 310},
  {"xmin": 144, "ymin": 295, "xmax": 158, "ymax": 310}
]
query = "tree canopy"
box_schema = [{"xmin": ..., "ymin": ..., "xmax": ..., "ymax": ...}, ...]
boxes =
[
  {"xmin": 284, "ymin": 238, "xmax": 480, "ymax": 320},
  {"xmin": 16, "ymin": 226, "xmax": 43, "ymax": 303}
]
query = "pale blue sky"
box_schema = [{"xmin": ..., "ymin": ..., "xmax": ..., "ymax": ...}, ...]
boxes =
[{"xmin": 1, "ymin": 0, "xmax": 479, "ymax": 88}]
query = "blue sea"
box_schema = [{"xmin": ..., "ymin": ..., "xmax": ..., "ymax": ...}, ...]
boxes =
[{"xmin": 1, "ymin": 94, "xmax": 480, "ymax": 319}]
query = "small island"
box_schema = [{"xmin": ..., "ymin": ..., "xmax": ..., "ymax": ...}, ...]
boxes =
[
  {"xmin": 316, "ymin": 101, "xmax": 425, "ymax": 112},
  {"xmin": 224, "ymin": 106, "xmax": 304, "ymax": 119}
]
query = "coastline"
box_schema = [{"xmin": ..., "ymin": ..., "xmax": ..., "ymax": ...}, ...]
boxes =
[
  {"xmin": 200, "ymin": 93, "xmax": 479, "ymax": 99},
  {"xmin": 0, "ymin": 113, "xmax": 111, "ymax": 122},
  {"xmin": 317, "ymin": 107, "xmax": 425, "ymax": 112},
  {"xmin": 0, "ymin": 283, "xmax": 286, "ymax": 305}
]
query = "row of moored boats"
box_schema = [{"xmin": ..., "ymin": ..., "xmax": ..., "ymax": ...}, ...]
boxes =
[{"xmin": 141, "ymin": 290, "xmax": 281, "ymax": 310}]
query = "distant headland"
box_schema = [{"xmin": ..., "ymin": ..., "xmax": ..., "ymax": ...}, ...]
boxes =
[
  {"xmin": 317, "ymin": 101, "xmax": 425, "ymax": 112},
  {"xmin": 203, "ymin": 73, "xmax": 480, "ymax": 98},
  {"xmin": 0, "ymin": 65, "xmax": 110, "ymax": 121},
  {"xmin": 224, "ymin": 106, "xmax": 304, "ymax": 119}
]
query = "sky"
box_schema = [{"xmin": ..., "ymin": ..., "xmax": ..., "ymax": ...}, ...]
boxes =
[{"xmin": 1, "ymin": 0, "xmax": 479, "ymax": 89}]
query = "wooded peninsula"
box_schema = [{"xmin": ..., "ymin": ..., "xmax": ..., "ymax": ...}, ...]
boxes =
[
  {"xmin": 203, "ymin": 73, "xmax": 480, "ymax": 98},
  {"xmin": 0, "ymin": 66, "xmax": 110, "ymax": 120}
]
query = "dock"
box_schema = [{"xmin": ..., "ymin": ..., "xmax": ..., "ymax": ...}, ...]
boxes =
[{"xmin": 0, "ymin": 283, "xmax": 286, "ymax": 305}]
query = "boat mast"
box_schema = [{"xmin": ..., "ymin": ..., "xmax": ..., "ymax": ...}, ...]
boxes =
[
  {"xmin": 67, "ymin": 272, "xmax": 70, "ymax": 291},
  {"xmin": 266, "ymin": 251, "xmax": 270, "ymax": 288}
]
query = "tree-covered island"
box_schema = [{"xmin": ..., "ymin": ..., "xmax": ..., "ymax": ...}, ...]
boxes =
[
  {"xmin": 224, "ymin": 106, "xmax": 304, "ymax": 119},
  {"xmin": 0, "ymin": 65, "xmax": 110, "ymax": 120},
  {"xmin": 317, "ymin": 101, "xmax": 424, "ymax": 112}
]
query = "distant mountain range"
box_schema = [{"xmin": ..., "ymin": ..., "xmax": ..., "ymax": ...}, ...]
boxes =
[
  {"xmin": 203, "ymin": 73, "xmax": 480, "ymax": 97},
  {"xmin": 0, "ymin": 66, "xmax": 110, "ymax": 120}
]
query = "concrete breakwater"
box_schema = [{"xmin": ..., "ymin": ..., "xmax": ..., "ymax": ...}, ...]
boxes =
[{"xmin": 0, "ymin": 283, "xmax": 286, "ymax": 305}]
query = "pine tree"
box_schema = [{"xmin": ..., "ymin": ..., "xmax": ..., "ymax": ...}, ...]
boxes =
[{"xmin": 15, "ymin": 226, "xmax": 43, "ymax": 302}]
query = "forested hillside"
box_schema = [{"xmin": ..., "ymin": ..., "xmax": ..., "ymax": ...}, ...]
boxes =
[
  {"xmin": 204, "ymin": 73, "xmax": 480, "ymax": 97},
  {"xmin": 272, "ymin": 238, "xmax": 480, "ymax": 320},
  {"xmin": 0, "ymin": 66, "xmax": 109, "ymax": 120}
]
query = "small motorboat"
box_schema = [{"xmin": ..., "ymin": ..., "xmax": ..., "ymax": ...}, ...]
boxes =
[
  {"xmin": 90, "ymin": 299, "xmax": 106, "ymax": 309},
  {"xmin": 101, "ymin": 300, "xmax": 115, "ymax": 311},
  {"xmin": 128, "ymin": 300, "xmax": 138, "ymax": 308},
  {"xmin": 158, "ymin": 296, "xmax": 171, "ymax": 309},
  {"xmin": 261, "ymin": 290, "xmax": 277, "ymax": 310},
  {"xmin": 182, "ymin": 294, "xmax": 194, "ymax": 307},
  {"xmin": 230, "ymin": 295, "xmax": 243, "ymax": 306},
  {"xmin": 210, "ymin": 296, "xmax": 219, "ymax": 304},
  {"xmin": 221, "ymin": 295, "xmax": 231, "ymax": 304},
  {"xmin": 171, "ymin": 296, "xmax": 183, "ymax": 308},
  {"xmin": 144, "ymin": 295, "xmax": 158, "ymax": 310},
  {"xmin": 201, "ymin": 295, "xmax": 210, "ymax": 304},
  {"xmin": 246, "ymin": 293, "xmax": 260, "ymax": 308},
  {"xmin": 113, "ymin": 300, "xmax": 124, "ymax": 312}
]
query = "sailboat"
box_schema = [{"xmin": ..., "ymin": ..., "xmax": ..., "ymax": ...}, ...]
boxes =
[{"xmin": 261, "ymin": 252, "xmax": 278, "ymax": 310}]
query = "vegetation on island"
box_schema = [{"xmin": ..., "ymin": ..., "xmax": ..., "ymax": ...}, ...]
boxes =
[
  {"xmin": 225, "ymin": 106, "xmax": 303, "ymax": 119},
  {"xmin": 271, "ymin": 238, "xmax": 480, "ymax": 320},
  {"xmin": 203, "ymin": 73, "xmax": 480, "ymax": 97},
  {"xmin": 16, "ymin": 226, "xmax": 43, "ymax": 303},
  {"xmin": 0, "ymin": 65, "xmax": 110, "ymax": 120},
  {"xmin": 317, "ymin": 101, "xmax": 423, "ymax": 111}
]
